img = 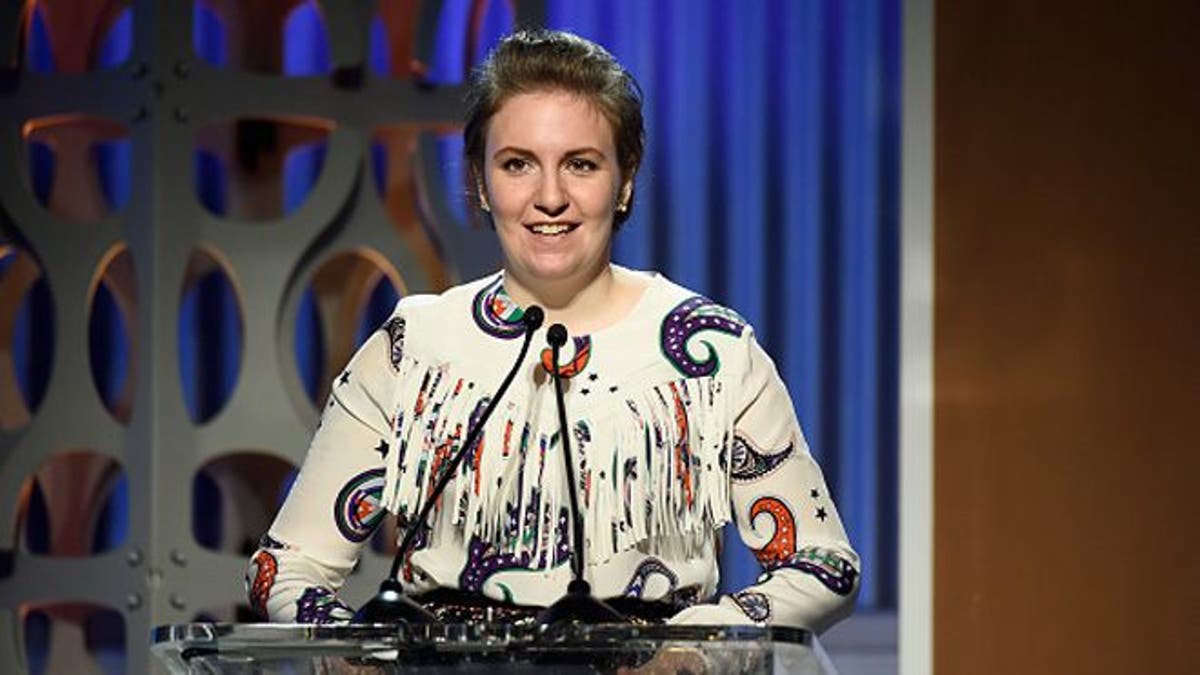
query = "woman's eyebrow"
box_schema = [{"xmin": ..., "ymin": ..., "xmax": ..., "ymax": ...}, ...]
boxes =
[
  {"xmin": 491, "ymin": 146, "xmax": 608, "ymax": 159},
  {"xmin": 491, "ymin": 146, "xmax": 533, "ymax": 159}
]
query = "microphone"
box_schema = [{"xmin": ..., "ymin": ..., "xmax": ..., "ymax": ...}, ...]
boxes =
[
  {"xmin": 536, "ymin": 323, "xmax": 626, "ymax": 625},
  {"xmin": 354, "ymin": 305, "xmax": 545, "ymax": 624}
]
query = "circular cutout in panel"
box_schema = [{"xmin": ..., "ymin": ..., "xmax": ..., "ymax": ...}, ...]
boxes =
[
  {"xmin": 22, "ymin": 602, "xmax": 125, "ymax": 674},
  {"xmin": 16, "ymin": 450, "xmax": 127, "ymax": 556},
  {"xmin": 370, "ymin": 127, "xmax": 457, "ymax": 290},
  {"xmin": 472, "ymin": 0, "xmax": 515, "ymax": 69},
  {"xmin": 368, "ymin": 0, "xmax": 515, "ymax": 84},
  {"xmin": 367, "ymin": 2, "xmax": 426, "ymax": 80},
  {"xmin": 291, "ymin": 249, "xmax": 404, "ymax": 409},
  {"xmin": 194, "ymin": 117, "xmax": 334, "ymax": 220},
  {"xmin": 0, "ymin": 244, "xmax": 55, "ymax": 430},
  {"xmin": 178, "ymin": 247, "xmax": 243, "ymax": 424},
  {"xmin": 193, "ymin": 0, "xmax": 330, "ymax": 75},
  {"xmin": 88, "ymin": 243, "xmax": 138, "ymax": 425},
  {"xmin": 22, "ymin": 1, "xmax": 132, "ymax": 72},
  {"xmin": 192, "ymin": 451, "xmax": 297, "ymax": 554},
  {"xmin": 22, "ymin": 116, "xmax": 131, "ymax": 222}
]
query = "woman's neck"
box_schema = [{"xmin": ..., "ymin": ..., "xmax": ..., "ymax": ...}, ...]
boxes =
[{"xmin": 503, "ymin": 263, "xmax": 644, "ymax": 335}]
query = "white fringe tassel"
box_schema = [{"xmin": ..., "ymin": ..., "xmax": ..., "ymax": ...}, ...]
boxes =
[{"xmin": 382, "ymin": 355, "xmax": 732, "ymax": 568}]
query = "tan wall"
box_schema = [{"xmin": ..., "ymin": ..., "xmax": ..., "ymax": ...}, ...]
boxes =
[{"xmin": 934, "ymin": 2, "xmax": 1200, "ymax": 672}]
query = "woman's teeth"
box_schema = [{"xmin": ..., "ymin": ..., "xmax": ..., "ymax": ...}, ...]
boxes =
[{"xmin": 529, "ymin": 224, "xmax": 573, "ymax": 235}]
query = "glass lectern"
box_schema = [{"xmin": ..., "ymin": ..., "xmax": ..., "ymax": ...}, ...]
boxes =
[{"xmin": 152, "ymin": 622, "xmax": 837, "ymax": 674}]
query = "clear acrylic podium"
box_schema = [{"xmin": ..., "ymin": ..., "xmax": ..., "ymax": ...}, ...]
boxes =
[{"xmin": 151, "ymin": 622, "xmax": 837, "ymax": 674}]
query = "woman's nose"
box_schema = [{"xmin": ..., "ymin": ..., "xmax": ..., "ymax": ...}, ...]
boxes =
[{"xmin": 534, "ymin": 174, "xmax": 568, "ymax": 217}]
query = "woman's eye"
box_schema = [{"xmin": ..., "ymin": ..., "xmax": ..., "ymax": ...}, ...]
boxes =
[
  {"xmin": 566, "ymin": 158, "xmax": 598, "ymax": 173},
  {"xmin": 501, "ymin": 157, "xmax": 529, "ymax": 172}
]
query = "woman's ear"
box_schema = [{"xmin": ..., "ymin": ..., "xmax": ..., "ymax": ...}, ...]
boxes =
[
  {"xmin": 616, "ymin": 181, "xmax": 633, "ymax": 213},
  {"xmin": 474, "ymin": 172, "xmax": 491, "ymax": 213}
]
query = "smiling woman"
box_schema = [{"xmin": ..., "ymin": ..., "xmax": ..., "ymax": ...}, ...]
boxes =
[
  {"xmin": 464, "ymin": 29, "xmax": 645, "ymax": 329},
  {"xmin": 248, "ymin": 28, "xmax": 860, "ymax": 637},
  {"xmin": 481, "ymin": 90, "xmax": 642, "ymax": 331}
]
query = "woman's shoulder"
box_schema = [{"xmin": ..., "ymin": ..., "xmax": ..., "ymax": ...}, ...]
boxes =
[
  {"xmin": 384, "ymin": 274, "xmax": 508, "ymax": 339},
  {"xmin": 392, "ymin": 274, "xmax": 499, "ymax": 317},
  {"xmin": 380, "ymin": 273, "xmax": 521, "ymax": 360},
  {"xmin": 636, "ymin": 272, "xmax": 747, "ymax": 326},
  {"xmin": 611, "ymin": 269, "xmax": 755, "ymax": 380}
]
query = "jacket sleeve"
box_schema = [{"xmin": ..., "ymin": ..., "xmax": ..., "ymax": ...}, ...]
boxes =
[
  {"xmin": 669, "ymin": 326, "xmax": 860, "ymax": 633},
  {"xmin": 244, "ymin": 313, "xmax": 403, "ymax": 623}
]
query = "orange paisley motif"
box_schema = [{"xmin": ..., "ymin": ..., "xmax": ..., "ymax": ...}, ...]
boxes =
[
  {"xmin": 540, "ymin": 336, "xmax": 592, "ymax": 379},
  {"xmin": 249, "ymin": 549, "xmax": 278, "ymax": 617},
  {"xmin": 749, "ymin": 497, "xmax": 796, "ymax": 567}
]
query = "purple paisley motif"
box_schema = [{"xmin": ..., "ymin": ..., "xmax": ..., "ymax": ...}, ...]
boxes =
[
  {"xmin": 731, "ymin": 434, "xmax": 794, "ymax": 482},
  {"xmin": 382, "ymin": 315, "xmax": 406, "ymax": 370},
  {"xmin": 295, "ymin": 587, "xmax": 353, "ymax": 624},
  {"xmin": 472, "ymin": 277, "xmax": 525, "ymax": 339},
  {"xmin": 774, "ymin": 546, "xmax": 860, "ymax": 597},
  {"xmin": 460, "ymin": 507, "xmax": 571, "ymax": 593},
  {"xmin": 622, "ymin": 557, "xmax": 679, "ymax": 599},
  {"xmin": 660, "ymin": 296, "xmax": 746, "ymax": 377},
  {"xmin": 730, "ymin": 590, "xmax": 772, "ymax": 623}
]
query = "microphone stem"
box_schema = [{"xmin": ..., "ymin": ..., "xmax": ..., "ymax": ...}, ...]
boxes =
[
  {"xmin": 388, "ymin": 326, "xmax": 538, "ymax": 581},
  {"xmin": 550, "ymin": 342, "xmax": 588, "ymax": 584}
]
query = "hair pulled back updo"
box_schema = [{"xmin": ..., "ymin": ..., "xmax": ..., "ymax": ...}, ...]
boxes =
[{"xmin": 463, "ymin": 29, "xmax": 645, "ymax": 226}]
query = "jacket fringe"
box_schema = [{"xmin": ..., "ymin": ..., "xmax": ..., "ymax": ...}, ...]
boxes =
[{"xmin": 382, "ymin": 355, "xmax": 733, "ymax": 568}]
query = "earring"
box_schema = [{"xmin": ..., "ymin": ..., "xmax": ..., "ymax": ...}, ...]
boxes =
[{"xmin": 616, "ymin": 185, "xmax": 632, "ymax": 213}]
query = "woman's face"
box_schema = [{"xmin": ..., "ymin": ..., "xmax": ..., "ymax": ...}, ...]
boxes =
[{"xmin": 482, "ymin": 89, "xmax": 627, "ymax": 287}]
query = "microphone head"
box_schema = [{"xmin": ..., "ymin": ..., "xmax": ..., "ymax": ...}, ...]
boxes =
[
  {"xmin": 547, "ymin": 323, "xmax": 568, "ymax": 347},
  {"xmin": 523, "ymin": 305, "xmax": 545, "ymax": 332}
]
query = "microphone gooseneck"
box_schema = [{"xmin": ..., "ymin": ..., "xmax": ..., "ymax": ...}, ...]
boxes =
[
  {"xmin": 537, "ymin": 323, "xmax": 626, "ymax": 625},
  {"xmin": 353, "ymin": 305, "xmax": 545, "ymax": 624}
]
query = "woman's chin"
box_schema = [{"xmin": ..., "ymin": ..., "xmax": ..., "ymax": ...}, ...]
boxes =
[{"xmin": 516, "ymin": 257, "xmax": 594, "ymax": 284}]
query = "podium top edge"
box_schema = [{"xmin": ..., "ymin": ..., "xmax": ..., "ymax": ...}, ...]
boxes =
[{"xmin": 150, "ymin": 621, "xmax": 812, "ymax": 648}]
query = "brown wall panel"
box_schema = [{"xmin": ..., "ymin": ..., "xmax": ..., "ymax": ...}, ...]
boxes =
[{"xmin": 935, "ymin": 2, "xmax": 1200, "ymax": 672}]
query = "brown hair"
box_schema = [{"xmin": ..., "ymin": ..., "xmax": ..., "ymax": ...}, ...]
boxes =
[{"xmin": 463, "ymin": 29, "xmax": 645, "ymax": 226}]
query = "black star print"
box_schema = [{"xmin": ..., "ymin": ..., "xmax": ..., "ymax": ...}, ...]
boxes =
[
  {"xmin": 327, "ymin": 397, "xmax": 335, "ymax": 409},
  {"xmin": 588, "ymin": 373, "xmax": 599, "ymax": 381},
  {"xmin": 581, "ymin": 388, "xmax": 591, "ymax": 395},
  {"xmin": 338, "ymin": 371, "xmax": 351, "ymax": 386},
  {"xmin": 810, "ymin": 488, "xmax": 820, "ymax": 499},
  {"xmin": 609, "ymin": 385, "xmax": 618, "ymax": 393},
  {"xmin": 815, "ymin": 507, "xmax": 828, "ymax": 522},
  {"xmin": 374, "ymin": 440, "xmax": 389, "ymax": 459}
]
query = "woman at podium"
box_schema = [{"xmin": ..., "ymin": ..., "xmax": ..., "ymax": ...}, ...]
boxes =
[{"xmin": 246, "ymin": 28, "xmax": 859, "ymax": 634}]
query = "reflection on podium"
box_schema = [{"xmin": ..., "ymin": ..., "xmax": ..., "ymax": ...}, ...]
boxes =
[{"xmin": 152, "ymin": 622, "xmax": 837, "ymax": 674}]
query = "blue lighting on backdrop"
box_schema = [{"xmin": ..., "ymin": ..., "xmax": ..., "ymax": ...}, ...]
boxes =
[{"xmin": 11, "ymin": 9, "xmax": 897, "ymax": 659}]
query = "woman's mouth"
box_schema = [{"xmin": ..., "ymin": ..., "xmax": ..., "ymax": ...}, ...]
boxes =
[{"xmin": 525, "ymin": 222, "xmax": 579, "ymax": 236}]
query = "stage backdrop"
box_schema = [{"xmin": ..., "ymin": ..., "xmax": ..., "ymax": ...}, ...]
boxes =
[{"xmin": 0, "ymin": 1, "xmax": 897, "ymax": 672}]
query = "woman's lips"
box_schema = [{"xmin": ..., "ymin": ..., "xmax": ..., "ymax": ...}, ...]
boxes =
[{"xmin": 524, "ymin": 222, "xmax": 580, "ymax": 236}]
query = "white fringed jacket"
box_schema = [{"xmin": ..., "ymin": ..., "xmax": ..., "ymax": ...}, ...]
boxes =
[{"xmin": 246, "ymin": 269, "xmax": 860, "ymax": 631}]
